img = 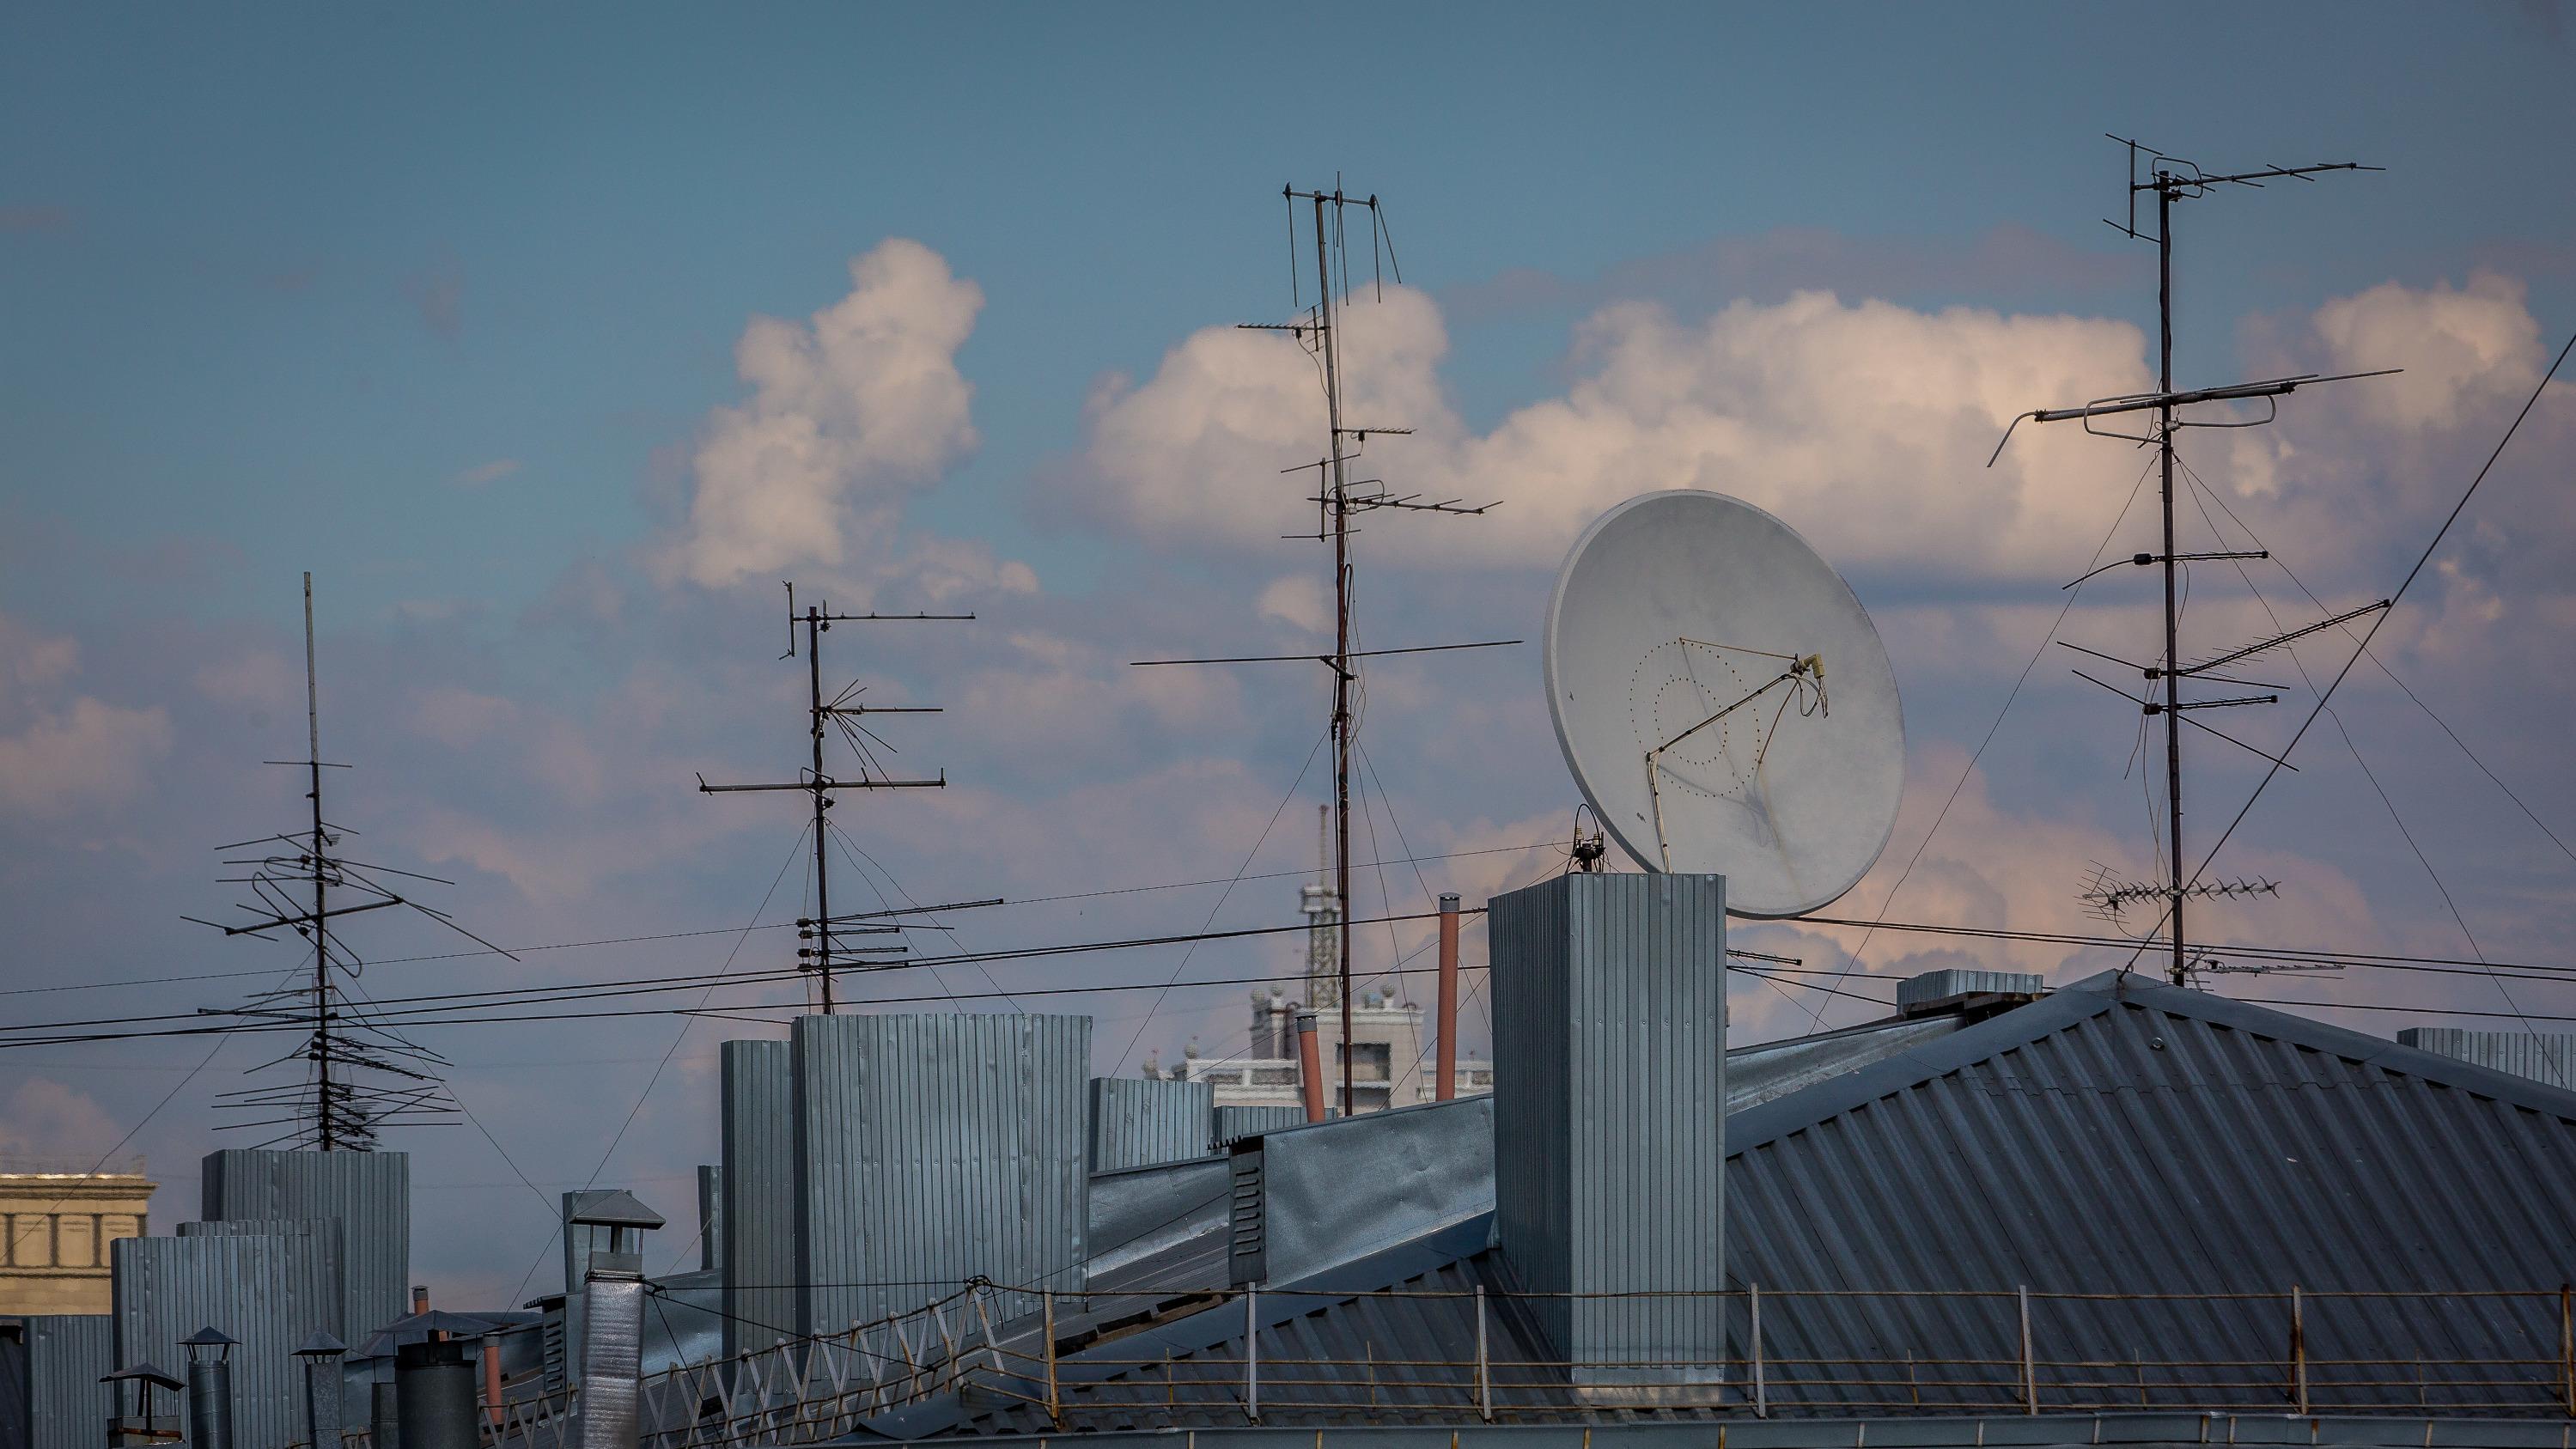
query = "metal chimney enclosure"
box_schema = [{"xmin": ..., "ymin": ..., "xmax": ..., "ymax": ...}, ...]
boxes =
[
  {"xmin": 1489, "ymin": 871, "xmax": 1727, "ymax": 1396},
  {"xmin": 180, "ymin": 1328, "xmax": 234, "ymax": 1449},
  {"xmin": 393, "ymin": 1338, "xmax": 477, "ymax": 1449},
  {"xmin": 575, "ymin": 1253, "xmax": 644, "ymax": 1449}
]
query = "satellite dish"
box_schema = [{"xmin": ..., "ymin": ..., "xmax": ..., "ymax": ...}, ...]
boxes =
[{"xmin": 1544, "ymin": 490, "xmax": 1903, "ymax": 917}]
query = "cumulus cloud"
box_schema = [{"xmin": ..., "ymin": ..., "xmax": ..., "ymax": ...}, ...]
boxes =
[
  {"xmin": 662, "ymin": 239, "xmax": 984, "ymax": 589},
  {"xmin": 2312, "ymin": 272, "xmax": 2545, "ymax": 431},
  {"xmin": 1076, "ymin": 284, "xmax": 2159, "ymax": 586},
  {"xmin": 0, "ymin": 1080, "xmax": 121, "ymax": 1160},
  {"xmin": 1255, "ymin": 575, "xmax": 1331, "ymax": 634},
  {"xmin": 0, "ymin": 615, "xmax": 171, "ymax": 818}
]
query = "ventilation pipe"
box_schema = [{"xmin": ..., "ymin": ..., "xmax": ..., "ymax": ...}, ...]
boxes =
[
  {"xmin": 480, "ymin": 1331, "xmax": 505, "ymax": 1428},
  {"xmin": 1435, "ymin": 893, "xmax": 1461, "ymax": 1101},
  {"xmin": 180, "ymin": 1329, "xmax": 234, "ymax": 1449},
  {"xmin": 394, "ymin": 1339, "xmax": 478, "ymax": 1449},
  {"xmin": 411, "ymin": 1285, "xmax": 430, "ymax": 1316},
  {"xmin": 576, "ymin": 1249, "xmax": 646, "ymax": 1449},
  {"xmin": 1295, "ymin": 1013, "xmax": 1326, "ymax": 1123}
]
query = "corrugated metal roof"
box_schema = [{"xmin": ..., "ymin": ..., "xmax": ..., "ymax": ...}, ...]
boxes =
[
  {"xmin": 12, "ymin": 1314, "xmax": 113, "ymax": 1449},
  {"xmin": 1091, "ymin": 1079, "xmax": 1219, "ymax": 1171},
  {"xmin": 199, "ymin": 1148, "xmax": 408, "ymax": 1341},
  {"xmin": 2397, "ymin": 1027, "xmax": 2576, "ymax": 1090},
  {"xmin": 721, "ymin": 1038, "xmax": 796, "ymax": 1359},
  {"xmin": 946, "ymin": 973, "xmax": 2576, "ymax": 1431},
  {"xmin": 112, "ymin": 1229, "xmax": 341, "ymax": 1449},
  {"xmin": 793, "ymin": 1014, "xmax": 1091, "ymax": 1331}
]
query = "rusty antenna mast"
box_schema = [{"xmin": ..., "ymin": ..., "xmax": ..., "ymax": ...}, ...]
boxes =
[
  {"xmin": 186, "ymin": 573, "xmax": 517, "ymax": 1149},
  {"xmin": 1991, "ymin": 137, "xmax": 2392, "ymax": 986},
  {"xmin": 695, "ymin": 584, "xmax": 976, "ymax": 1014},
  {"xmin": 1134, "ymin": 180, "xmax": 1515, "ymax": 1115}
]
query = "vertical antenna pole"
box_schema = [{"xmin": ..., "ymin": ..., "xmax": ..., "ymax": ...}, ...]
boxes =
[
  {"xmin": 303, "ymin": 571, "xmax": 336, "ymax": 1151},
  {"xmin": 807, "ymin": 606, "xmax": 834, "ymax": 1014},
  {"xmin": 2157, "ymin": 176, "xmax": 2188, "ymax": 988},
  {"xmin": 1312, "ymin": 192, "xmax": 1356, "ymax": 1117}
]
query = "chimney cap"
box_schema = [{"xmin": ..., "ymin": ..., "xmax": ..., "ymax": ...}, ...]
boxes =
[
  {"xmin": 293, "ymin": 1330, "xmax": 347, "ymax": 1360},
  {"xmin": 566, "ymin": 1188, "xmax": 665, "ymax": 1230}
]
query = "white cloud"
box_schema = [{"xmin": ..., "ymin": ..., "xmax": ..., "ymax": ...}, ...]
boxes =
[
  {"xmin": 2312, "ymin": 272, "xmax": 2543, "ymax": 431},
  {"xmin": 0, "ymin": 615, "xmax": 172, "ymax": 819},
  {"xmin": 662, "ymin": 239, "xmax": 984, "ymax": 589},
  {"xmin": 0, "ymin": 1080, "xmax": 120, "ymax": 1160},
  {"xmin": 454, "ymin": 459, "xmax": 523, "ymax": 488},
  {"xmin": 0, "ymin": 695, "xmax": 174, "ymax": 817},
  {"xmin": 1076, "ymin": 285, "xmax": 2160, "ymax": 585},
  {"xmin": 1255, "ymin": 575, "xmax": 1331, "ymax": 634}
]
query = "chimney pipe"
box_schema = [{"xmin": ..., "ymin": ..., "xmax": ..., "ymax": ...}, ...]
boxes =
[
  {"xmin": 411, "ymin": 1284, "xmax": 429, "ymax": 1315},
  {"xmin": 480, "ymin": 1332, "xmax": 504, "ymax": 1428},
  {"xmin": 1295, "ymin": 1014, "xmax": 1326, "ymax": 1123},
  {"xmin": 394, "ymin": 1339, "xmax": 478, "ymax": 1449},
  {"xmin": 1434, "ymin": 893, "xmax": 1461, "ymax": 1101},
  {"xmin": 576, "ymin": 1251, "xmax": 646, "ymax": 1449}
]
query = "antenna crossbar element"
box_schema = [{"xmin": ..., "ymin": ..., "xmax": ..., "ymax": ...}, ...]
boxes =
[
  {"xmin": 701, "ymin": 582, "xmax": 973, "ymax": 1014},
  {"xmin": 1988, "ymin": 370, "xmax": 2400, "ymax": 466},
  {"xmin": 2178, "ymin": 600, "xmax": 2391, "ymax": 678},
  {"xmin": 1129, "ymin": 640, "xmax": 1520, "ymax": 674}
]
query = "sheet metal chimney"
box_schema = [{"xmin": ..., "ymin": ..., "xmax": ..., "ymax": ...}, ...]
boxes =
[
  {"xmin": 393, "ymin": 1339, "xmax": 478, "ymax": 1449},
  {"xmin": 180, "ymin": 1329, "xmax": 234, "ymax": 1449},
  {"xmin": 1489, "ymin": 871, "xmax": 1726, "ymax": 1398},
  {"xmin": 575, "ymin": 1251, "xmax": 645, "ymax": 1449},
  {"xmin": 1434, "ymin": 893, "xmax": 1461, "ymax": 1101},
  {"xmin": 1295, "ymin": 1013, "xmax": 1326, "ymax": 1123}
]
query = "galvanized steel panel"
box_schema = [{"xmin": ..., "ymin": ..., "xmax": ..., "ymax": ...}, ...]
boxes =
[
  {"xmin": 791, "ymin": 1014, "xmax": 1089, "ymax": 1332},
  {"xmin": 1490, "ymin": 872, "xmax": 1727, "ymax": 1385},
  {"xmin": 1086, "ymin": 1157, "xmax": 1230, "ymax": 1289},
  {"xmin": 694, "ymin": 1166, "xmax": 722, "ymax": 1273},
  {"xmin": 1893, "ymin": 968, "xmax": 2045, "ymax": 1014},
  {"xmin": 1723, "ymin": 973, "xmax": 2576, "ymax": 1412},
  {"xmin": 720, "ymin": 1038, "xmax": 795, "ymax": 1359},
  {"xmin": 2397, "ymin": 1027, "xmax": 2576, "ymax": 1090},
  {"xmin": 200, "ymin": 1148, "xmax": 409, "ymax": 1340},
  {"xmin": 1088, "ymin": 1078, "xmax": 1217, "ymax": 1171},
  {"xmin": 19, "ymin": 1314, "xmax": 113, "ymax": 1449},
  {"xmin": 1214, "ymin": 1105, "xmax": 1305, "ymax": 1145},
  {"xmin": 113, "ymin": 1229, "xmax": 340, "ymax": 1449},
  {"xmin": 1256, "ymin": 1096, "xmax": 1493, "ymax": 1287}
]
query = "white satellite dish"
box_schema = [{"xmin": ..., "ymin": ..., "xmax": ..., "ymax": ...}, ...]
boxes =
[{"xmin": 1544, "ymin": 490, "xmax": 1903, "ymax": 917}]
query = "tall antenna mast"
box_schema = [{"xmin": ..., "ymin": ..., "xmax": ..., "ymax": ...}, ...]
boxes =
[
  {"xmin": 1992, "ymin": 138, "xmax": 2388, "ymax": 986},
  {"xmin": 696, "ymin": 584, "xmax": 971, "ymax": 1014},
  {"xmin": 188, "ymin": 573, "xmax": 515, "ymax": 1150},
  {"xmin": 1136, "ymin": 181, "xmax": 1513, "ymax": 1116}
]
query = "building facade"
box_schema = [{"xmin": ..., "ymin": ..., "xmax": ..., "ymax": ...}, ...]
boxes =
[{"xmin": 0, "ymin": 1159, "xmax": 153, "ymax": 1316}]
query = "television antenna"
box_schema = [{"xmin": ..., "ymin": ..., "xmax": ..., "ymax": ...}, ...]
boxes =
[
  {"xmin": 695, "ymin": 582, "xmax": 974, "ymax": 1014},
  {"xmin": 1543, "ymin": 490, "xmax": 1904, "ymax": 916},
  {"xmin": 1990, "ymin": 136, "xmax": 2393, "ymax": 985},
  {"xmin": 185, "ymin": 573, "xmax": 516, "ymax": 1150},
  {"xmin": 1131, "ymin": 180, "xmax": 1514, "ymax": 1116}
]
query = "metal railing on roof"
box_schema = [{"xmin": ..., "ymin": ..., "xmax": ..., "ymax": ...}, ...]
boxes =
[{"xmin": 461, "ymin": 1281, "xmax": 2576, "ymax": 1447}]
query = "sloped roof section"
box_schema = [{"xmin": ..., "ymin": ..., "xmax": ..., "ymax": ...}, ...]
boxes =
[{"xmin": 944, "ymin": 973, "xmax": 2576, "ymax": 1430}]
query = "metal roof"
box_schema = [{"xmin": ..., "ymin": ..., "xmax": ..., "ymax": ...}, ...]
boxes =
[{"xmin": 938, "ymin": 973, "xmax": 2576, "ymax": 1432}]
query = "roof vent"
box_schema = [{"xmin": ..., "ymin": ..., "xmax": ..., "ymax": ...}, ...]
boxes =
[{"xmin": 1897, "ymin": 968, "xmax": 2046, "ymax": 1018}]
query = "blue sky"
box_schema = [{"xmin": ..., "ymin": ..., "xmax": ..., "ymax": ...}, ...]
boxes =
[{"xmin": 3, "ymin": 3, "xmax": 2572, "ymax": 1298}]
